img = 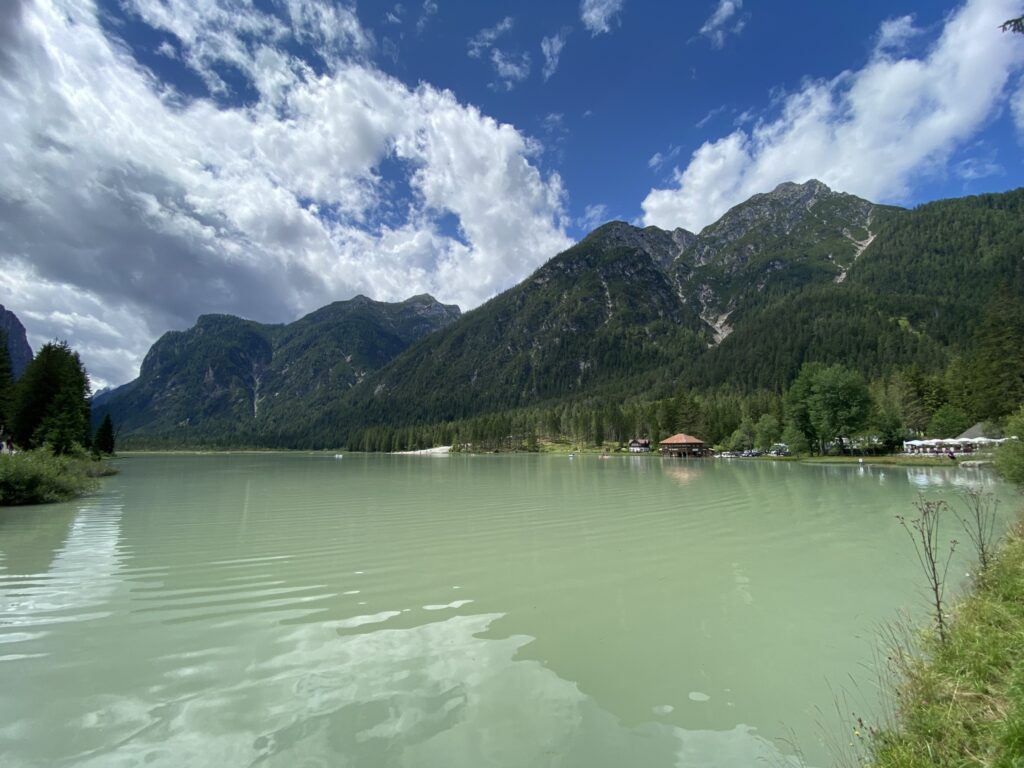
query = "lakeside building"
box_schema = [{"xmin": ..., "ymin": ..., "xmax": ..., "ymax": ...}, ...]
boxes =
[
  {"xmin": 659, "ymin": 433, "xmax": 709, "ymax": 458},
  {"xmin": 901, "ymin": 435, "xmax": 1018, "ymax": 455},
  {"xmin": 628, "ymin": 439, "xmax": 651, "ymax": 453}
]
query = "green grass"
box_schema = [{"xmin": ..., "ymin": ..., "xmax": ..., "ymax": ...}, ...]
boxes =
[
  {"xmin": 867, "ymin": 520, "xmax": 1024, "ymax": 767},
  {"xmin": 0, "ymin": 449, "xmax": 117, "ymax": 505}
]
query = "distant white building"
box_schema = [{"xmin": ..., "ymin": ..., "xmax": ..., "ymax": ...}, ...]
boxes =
[{"xmin": 902, "ymin": 436, "xmax": 1017, "ymax": 455}]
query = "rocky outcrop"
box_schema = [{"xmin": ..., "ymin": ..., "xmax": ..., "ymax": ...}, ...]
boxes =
[
  {"xmin": 668, "ymin": 179, "xmax": 898, "ymax": 324},
  {"xmin": 0, "ymin": 305, "xmax": 33, "ymax": 378}
]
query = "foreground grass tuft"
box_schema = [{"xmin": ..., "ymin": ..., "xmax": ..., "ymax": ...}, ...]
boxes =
[
  {"xmin": 869, "ymin": 521, "xmax": 1024, "ymax": 767},
  {"xmin": 0, "ymin": 449, "xmax": 116, "ymax": 505}
]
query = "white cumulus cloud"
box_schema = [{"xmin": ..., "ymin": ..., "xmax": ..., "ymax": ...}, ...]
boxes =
[
  {"xmin": 580, "ymin": 0, "xmax": 623, "ymax": 36},
  {"xmin": 643, "ymin": 0, "xmax": 1024, "ymax": 232},
  {"xmin": 1012, "ymin": 75, "xmax": 1024, "ymax": 137},
  {"xmin": 0, "ymin": 0, "xmax": 570, "ymax": 388},
  {"xmin": 875, "ymin": 15, "xmax": 922, "ymax": 56}
]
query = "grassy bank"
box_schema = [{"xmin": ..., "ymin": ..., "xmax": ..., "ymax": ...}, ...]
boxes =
[
  {"xmin": 0, "ymin": 450, "xmax": 118, "ymax": 505},
  {"xmin": 867, "ymin": 518, "xmax": 1024, "ymax": 767}
]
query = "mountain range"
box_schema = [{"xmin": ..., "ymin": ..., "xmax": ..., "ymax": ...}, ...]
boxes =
[
  {"xmin": 94, "ymin": 180, "xmax": 1024, "ymax": 447},
  {"xmin": 94, "ymin": 294, "xmax": 460, "ymax": 442}
]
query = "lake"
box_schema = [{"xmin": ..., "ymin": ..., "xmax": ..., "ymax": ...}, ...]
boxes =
[{"xmin": 0, "ymin": 454, "xmax": 1014, "ymax": 767}]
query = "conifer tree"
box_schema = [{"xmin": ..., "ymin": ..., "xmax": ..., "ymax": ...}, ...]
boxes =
[
  {"xmin": 967, "ymin": 290, "xmax": 1024, "ymax": 421},
  {"xmin": 13, "ymin": 341, "xmax": 91, "ymax": 453},
  {"xmin": 94, "ymin": 414, "xmax": 116, "ymax": 455}
]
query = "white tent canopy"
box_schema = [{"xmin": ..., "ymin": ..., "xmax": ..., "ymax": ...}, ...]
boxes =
[{"xmin": 902, "ymin": 435, "xmax": 1018, "ymax": 454}]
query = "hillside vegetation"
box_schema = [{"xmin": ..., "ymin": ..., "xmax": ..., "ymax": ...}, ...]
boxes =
[
  {"xmin": 95, "ymin": 294, "xmax": 460, "ymax": 446},
  {"xmin": 97, "ymin": 182, "xmax": 1024, "ymax": 450}
]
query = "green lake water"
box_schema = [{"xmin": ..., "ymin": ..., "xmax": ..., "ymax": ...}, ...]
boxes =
[{"xmin": 0, "ymin": 454, "xmax": 1015, "ymax": 767}]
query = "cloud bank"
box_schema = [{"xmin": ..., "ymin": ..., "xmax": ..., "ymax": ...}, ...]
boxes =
[
  {"xmin": 644, "ymin": 0, "xmax": 1024, "ymax": 232},
  {"xmin": 0, "ymin": 0, "xmax": 570, "ymax": 387}
]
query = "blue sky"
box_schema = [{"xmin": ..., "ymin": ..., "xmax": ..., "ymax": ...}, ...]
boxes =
[
  {"xmin": 362, "ymin": 0, "xmax": 1024, "ymax": 227},
  {"xmin": 0, "ymin": 0, "xmax": 1022, "ymax": 388}
]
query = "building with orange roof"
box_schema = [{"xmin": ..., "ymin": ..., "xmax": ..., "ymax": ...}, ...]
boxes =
[{"xmin": 659, "ymin": 433, "xmax": 708, "ymax": 458}]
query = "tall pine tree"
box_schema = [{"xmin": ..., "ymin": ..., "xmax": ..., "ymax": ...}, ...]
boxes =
[
  {"xmin": 13, "ymin": 341, "xmax": 91, "ymax": 454},
  {"xmin": 94, "ymin": 414, "xmax": 116, "ymax": 455}
]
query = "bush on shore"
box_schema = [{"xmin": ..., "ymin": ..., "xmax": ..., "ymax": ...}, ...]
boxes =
[
  {"xmin": 868, "ymin": 520, "xmax": 1024, "ymax": 767},
  {"xmin": 0, "ymin": 448, "xmax": 114, "ymax": 505},
  {"xmin": 994, "ymin": 405, "xmax": 1024, "ymax": 486}
]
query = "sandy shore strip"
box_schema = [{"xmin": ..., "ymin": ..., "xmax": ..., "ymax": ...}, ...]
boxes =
[{"xmin": 391, "ymin": 445, "xmax": 452, "ymax": 455}]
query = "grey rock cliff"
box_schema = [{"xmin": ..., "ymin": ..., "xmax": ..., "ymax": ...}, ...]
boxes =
[{"xmin": 0, "ymin": 304, "xmax": 33, "ymax": 378}]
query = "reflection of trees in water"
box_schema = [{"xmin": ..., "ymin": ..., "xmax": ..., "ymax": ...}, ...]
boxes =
[
  {"xmin": 0, "ymin": 503, "xmax": 79, "ymax": 575},
  {"xmin": 0, "ymin": 500, "xmax": 124, "ymax": 610}
]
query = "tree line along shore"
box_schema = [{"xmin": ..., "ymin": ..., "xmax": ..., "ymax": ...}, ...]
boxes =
[{"xmin": 0, "ymin": 333, "xmax": 116, "ymax": 505}]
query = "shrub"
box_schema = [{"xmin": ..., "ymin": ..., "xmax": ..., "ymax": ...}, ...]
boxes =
[
  {"xmin": 995, "ymin": 405, "xmax": 1024, "ymax": 486},
  {"xmin": 0, "ymin": 449, "xmax": 104, "ymax": 505}
]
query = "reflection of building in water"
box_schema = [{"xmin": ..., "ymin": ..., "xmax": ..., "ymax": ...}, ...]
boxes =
[
  {"xmin": 904, "ymin": 467, "xmax": 995, "ymax": 490},
  {"xmin": 662, "ymin": 464, "xmax": 700, "ymax": 486},
  {"xmin": 627, "ymin": 455, "xmax": 655, "ymax": 472}
]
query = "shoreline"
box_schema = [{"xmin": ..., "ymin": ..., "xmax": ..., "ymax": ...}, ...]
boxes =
[
  {"xmin": 390, "ymin": 445, "xmax": 452, "ymax": 455},
  {"xmin": 113, "ymin": 447, "xmax": 991, "ymax": 468}
]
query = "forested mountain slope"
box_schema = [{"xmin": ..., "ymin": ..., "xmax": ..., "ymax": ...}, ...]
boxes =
[
  {"xmin": 331, "ymin": 181, "xmax": 904, "ymax": 437},
  {"xmin": 102, "ymin": 182, "xmax": 1024, "ymax": 448},
  {"xmin": 95, "ymin": 295, "xmax": 460, "ymax": 443},
  {"xmin": 687, "ymin": 188, "xmax": 1024, "ymax": 392},
  {"xmin": 328, "ymin": 223, "xmax": 713, "ymax": 433}
]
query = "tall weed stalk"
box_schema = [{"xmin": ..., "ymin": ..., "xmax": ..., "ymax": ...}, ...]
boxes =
[
  {"xmin": 955, "ymin": 489, "xmax": 999, "ymax": 575},
  {"xmin": 897, "ymin": 498, "xmax": 957, "ymax": 645}
]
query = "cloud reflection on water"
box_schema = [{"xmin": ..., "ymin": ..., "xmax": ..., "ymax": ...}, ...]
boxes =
[{"xmin": 53, "ymin": 610, "xmax": 803, "ymax": 768}]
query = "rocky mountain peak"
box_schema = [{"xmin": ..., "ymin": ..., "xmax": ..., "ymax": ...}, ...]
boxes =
[
  {"xmin": 404, "ymin": 293, "xmax": 438, "ymax": 304},
  {"xmin": 759, "ymin": 178, "xmax": 834, "ymax": 211},
  {"xmin": 768, "ymin": 178, "xmax": 830, "ymax": 196},
  {"xmin": 0, "ymin": 305, "xmax": 33, "ymax": 379},
  {"xmin": 403, "ymin": 294, "xmax": 462, "ymax": 321},
  {"xmin": 665, "ymin": 180, "xmax": 896, "ymax": 328},
  {"xmin": 697, "ymin": 179, "xmax": 877, "ymax": 245},
  {"xmin": 581, "ymin": 220, "xmax": 696, "ymax": 270}
]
